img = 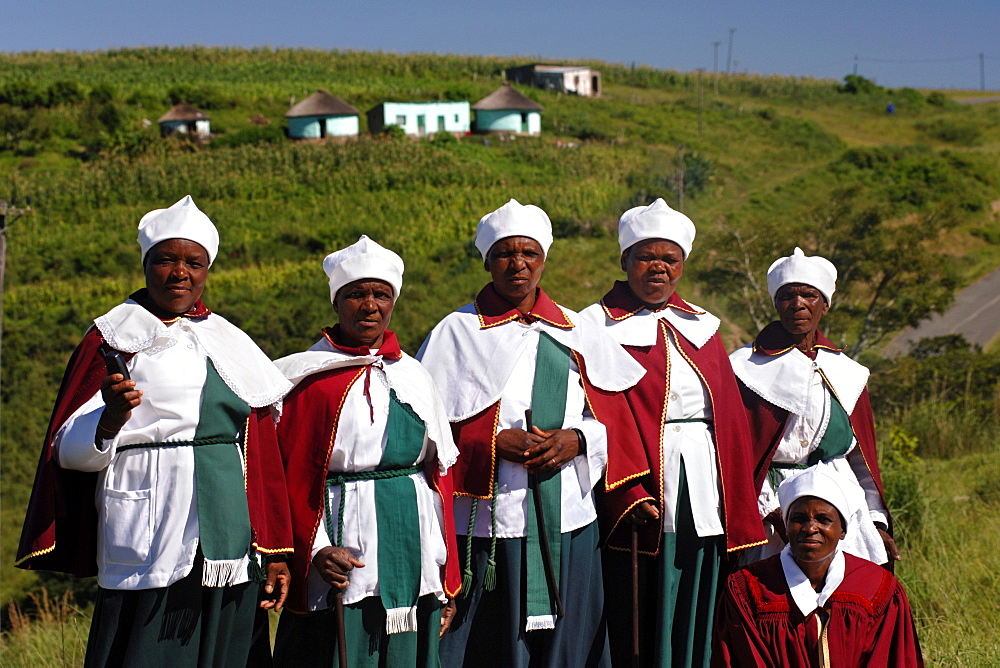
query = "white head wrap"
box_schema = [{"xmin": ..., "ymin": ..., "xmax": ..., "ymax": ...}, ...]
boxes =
[
  {"xmin": 767, "ymin": 247, "xmax": 838, "ymax": 305},
  {"xmin": 323, "ymin": 235, "xmax": 404, "ymax": 304},
  {"xmin": 618, "ymin": 198, "xmax": 696, "ymax": 258},
  {"xmin": 138, "ymin": 195, "xmax": 219, "ymax": 266},
  {"xmin": 778, "ymin": 466, "xmax": 866, "ymax": 531},
  {"xmin": 474, "ymin": 199, "xmax": 553, "ymax": 260}
]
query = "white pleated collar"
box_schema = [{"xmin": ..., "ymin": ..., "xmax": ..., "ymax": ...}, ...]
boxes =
[{"xmin": 95, "ymin": 300, "xmax": 290, "ymax": 409}]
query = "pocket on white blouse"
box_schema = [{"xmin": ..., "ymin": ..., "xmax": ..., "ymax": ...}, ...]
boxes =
[{"xmin": 102, "ymin": 488, "xmax": 152, "ymax": 565}]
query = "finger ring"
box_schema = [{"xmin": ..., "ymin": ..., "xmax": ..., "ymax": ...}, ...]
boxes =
[{"xmin": 551, "ymin": 458, "xmax": 556, "ymax": 465}]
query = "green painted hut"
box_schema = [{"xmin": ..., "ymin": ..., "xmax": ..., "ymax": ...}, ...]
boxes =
[{"xmin": 472, "ymin": 84, "xmax": 543, "ymax": 135}]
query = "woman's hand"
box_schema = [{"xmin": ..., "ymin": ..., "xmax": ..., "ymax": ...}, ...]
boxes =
[
  {"xmin": 522, "ymin": 427, "xmax": 579, "ymax": 474},
  {"xmin": 312, "ymin": 546, "xmax": 365, "ymax": 589},
  {"xmin": 439, "ymin": 599, "xmax": 457, "ymax": 638},
  {"xmin": 97, "ymin": 373, "xmax": 142, "ymax": 438},
  {"xmin": 259, "ymin": 561, "xmax": 290, "ymax": 610},
  {"xmin": 878, "ymin": 528, "xmax": 901, "ymax": 561},
  {"xmin": 629, "ymin": 500, "xmax": 660, "ymax": 525},
  {"xmin": 495, "ymin": 428, "xmax": 545, "ymax": 464},
  {"xmin": 764, "ymin": 507, "xmax": 787, "ymax": 543}
]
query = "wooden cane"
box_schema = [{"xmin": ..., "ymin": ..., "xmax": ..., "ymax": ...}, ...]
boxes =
[
  {"xmin": 631, "ymin": 521, "xmax": 640, "ymax": 667},
  {"xmin": 334, "ymin": 590, "xmax": 348, "ymax": 668},
  {"xmin": 525, "ymin": 409, "xmax": 565, "ymax": 618}
]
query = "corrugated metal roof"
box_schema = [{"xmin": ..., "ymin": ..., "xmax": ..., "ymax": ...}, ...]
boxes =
[
  {"xmin": 472, "ymin": 84, "xmax": 544, "ymax": 111},
  {"xmin": 157, "ymin": 102, "xmax": 210, "ymax": 123},
  {"xmin": 285, "ymin": 90, "xmax": 360, "ymax": 118}
]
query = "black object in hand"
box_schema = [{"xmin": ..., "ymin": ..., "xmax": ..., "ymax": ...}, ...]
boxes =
[{"xmin": 101, "ymin": 346, "xmax": 130, "ymax": 381}]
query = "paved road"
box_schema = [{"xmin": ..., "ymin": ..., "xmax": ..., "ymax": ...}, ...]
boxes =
[
  {"xmin": 956, "ymin": 96, "xmax": 1000, "ymax": 104},
  {"xmin": 884, "ymin": 267, "xmax": 1000, "ymax": 356}
]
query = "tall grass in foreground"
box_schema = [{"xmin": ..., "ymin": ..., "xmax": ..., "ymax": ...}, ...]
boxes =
[{"xmin": 1, "ymin": 591, "xmax": 89, "ymax": 667}]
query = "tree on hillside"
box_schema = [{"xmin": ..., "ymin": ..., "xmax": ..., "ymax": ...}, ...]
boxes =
[{"xmin": 699, "ymin": 186, "xmax": 958, "ymax": 355}]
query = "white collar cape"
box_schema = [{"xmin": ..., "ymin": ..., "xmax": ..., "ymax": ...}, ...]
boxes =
[
  {"xmin": 416, "ymin": 302, "xmax": 645, "ymax": 422},
  {"xmin": 274, "ymin": 336, "xmax": 458, "ymax": 473},
  {"xmin": 729, "ymin": 342, "xmax": 869, "ymax": 416},
  {"xmin": 780, "ymin": 544, "xmax": 846, "ymax": 617},
  {"xmin": 578, "ymin": 298, "xmax": 720, "ymax": 349},
  {"xmin": 95, "ymin": 300, "xmax": 290, "ymax": 409}
]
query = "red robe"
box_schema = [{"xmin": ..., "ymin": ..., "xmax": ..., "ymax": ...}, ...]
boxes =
[
  {"xmin": 16, "ymin": 297, "xmax": 293, "ymax": 576},
  {"xmin": 738, "ymin": 322, "xmax": 890, "ymax": 531},
  {"xmin": 713, "ymin": 553, "xmax": 923, "ymax": 667},
  {"xmin": 276, "ymin": 330, "xmax": 462, "ymax": 613},
  {"xmin": 596, "ymin": 283, "xmax": 765, "ymax": 554},
  {"xmin": 449, "ymin": 285, "xmax": 647, "ymax": 501}
]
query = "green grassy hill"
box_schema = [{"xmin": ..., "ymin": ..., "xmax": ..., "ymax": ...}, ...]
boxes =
[{"xmin": 2, "ymin": 47, "xmax": 998, "ymax": 663}]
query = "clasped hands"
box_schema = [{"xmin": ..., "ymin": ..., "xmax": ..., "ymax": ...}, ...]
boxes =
[{"xmin": 495, "ymin": 426, "xmax": 580, "ymax": 474}]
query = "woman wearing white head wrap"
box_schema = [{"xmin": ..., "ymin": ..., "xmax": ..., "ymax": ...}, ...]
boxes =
[
  {"xmin": 418, "ymin": 199, "xmax": 645, "ymax": 667},
  {"xmin": 713, "ymin": 467, "xmax": 924, "ymax": 667},
  {"xmin": 269, "ymin": 235, "xmax": 462, "ymax": 666},
  {"xmin": 578, "ymin": 198, "xmax": 764, "ymax": 667},
  {"xmin": 17, "ymin": 195, "xmax": 294, "ymax": 667},
  {"xmin": 729, "ymin": 247, "xmax": 898, "ymax": 568}
]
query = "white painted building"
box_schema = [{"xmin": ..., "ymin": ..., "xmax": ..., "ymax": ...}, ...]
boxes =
[{"xmin": 366, "ymin": 101, "xmax": 471, "ymax": 137}]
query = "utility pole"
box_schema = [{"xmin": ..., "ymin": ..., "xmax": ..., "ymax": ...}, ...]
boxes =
[
  {"xmin": 726, "ymin": 28, "xmax": 735, "ymax": 75},
  {"xmin": 713, "ymin": 41, "xmax": 721, "ymax": 94},
  {"xmin": 697, "ymin": 69, "xmax": 704, "ymax": 137},
  {"xmin": 0, "ymin": 198, "xmax": 32, "ymax": 360},
  {"xmin": 981, "ymin": 53, "xmax": 986, "ymax": 91}
]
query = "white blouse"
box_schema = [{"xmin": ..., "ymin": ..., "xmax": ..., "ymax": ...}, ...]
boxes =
[
  {"xmin": 454, "ymin": 321, "xmax": 608, "ymax": 538},
  {"xmin": 55, "ymin": 322, "xmax": 237, "ymax": 590},
  {"xmin": 305, "ymin": 355, "xmax": 449, "ymax": 611}
]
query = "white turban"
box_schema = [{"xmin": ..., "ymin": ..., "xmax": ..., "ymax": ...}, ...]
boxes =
[
  {"xmin": 138, "ymin": 195, "xmax": 219, "ymax": 266},
  {"xmin": 323, "ymin": 235, "xmax": 404, "ymax": 304},
  {"xmin": 618, "ymin": 198, "xmax": 696, "ymax": 258},
  {"xmin": 475, "ymin": 199, "xmax": 553, "ymax": 260},
  {"xmin": 778, "ymin": 466, "xmax": 865, "ymax": 531},
  {"xmin": 767, "ymin": 247, "xmax": 837, "ymax": 305}
]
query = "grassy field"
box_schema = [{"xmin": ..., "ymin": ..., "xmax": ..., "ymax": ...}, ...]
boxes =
[{"xmin": 1, "ymin": 46, "xmax": 998, "ymax": 662}]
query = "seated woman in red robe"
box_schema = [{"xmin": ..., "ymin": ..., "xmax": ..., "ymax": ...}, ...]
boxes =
[{"xmin": 712, "ymin": 467, "xmax": 923, "ymax": 667}]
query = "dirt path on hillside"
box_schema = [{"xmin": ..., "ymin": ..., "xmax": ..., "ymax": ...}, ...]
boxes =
[{"xmin": 884, "ymin": 266, "xmax": 1000, "ymax": 355}]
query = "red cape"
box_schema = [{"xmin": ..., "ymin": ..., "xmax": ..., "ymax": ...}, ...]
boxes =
[
  {"xmin": 276, "ymin": 330, "xmax": 462, "ymax": 613},
  {"xmin": 596, "ymin": 283, "xmax": 765, "ymax": 554},
  {"xmin": 449, "ymin": 285, "xmax": 647, "ymax": 501},
  {"xmin": 738, "ymin": 322, "xmax": 890, "ymax": 530},
  {"xmin": 713, "ymin": 553, "xmax": 923, "ymax": 667},
  {"xmin": 16, "ymin": 297, "xmax": 293, "ymax": 575}
]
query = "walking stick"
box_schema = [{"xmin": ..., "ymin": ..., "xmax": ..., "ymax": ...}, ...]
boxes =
[
  {"xmin": 334, "ymin": 590, "xmax": 348, "ymax": 668},
  {"xmin": 631, "ymin": 522, "xmax": 640, "ymax": 668},
  {"xmin": 525, "ymin": 409, "xmax": 565, "ymax": 618}
]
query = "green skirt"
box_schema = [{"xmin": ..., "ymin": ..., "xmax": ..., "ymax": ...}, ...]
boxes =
[
  {"xmin": 84, "ymin": 553, "xmax": 258, "ymax": 668},
  {"xmin": 272, "ymin": 594, "xmax": 443, "ymax": 668},
  {"xmin": 602, "ymin": 463, "xmax": 724, "ymax": 668}
]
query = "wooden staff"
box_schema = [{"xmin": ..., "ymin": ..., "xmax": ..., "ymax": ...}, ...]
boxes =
[
  {"xmin": 525, "ymin": 409, "xmax": 564, "ymax": 618},
  {"xmin": 334, "ymin": 590, "xmax": 348, "ymax": 668}
]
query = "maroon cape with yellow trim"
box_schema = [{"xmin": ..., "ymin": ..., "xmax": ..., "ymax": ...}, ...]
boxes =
[
  {"xmin": 276, "ymin": 329, "xmax": 462, "ymax": 613},
  {"xmin": 449, "ymin": 285, "xmax": 647, "ymax": 501},
  {"xmin": 596, "ymin": 283, "xmax": 765, "ymax": 555},
  {"xmin": 738, "ymin": 322, "xmax": 890, "ymax": 531},
  {"xmin": 713, "ymin": 553, "xmax": 923, "ymax": 666},
  {"xmin": 16, "ymin": 298, "xmax": 293, "ymax": 575}
]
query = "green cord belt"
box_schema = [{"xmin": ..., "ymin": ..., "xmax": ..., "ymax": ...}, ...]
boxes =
[
  {"xmin": 324, "ymin": 465, "xmax": 422, "ymax": 547},
  {"xmin": 117, "ymin": 436, "xmax": 234, "ymax": 452}
]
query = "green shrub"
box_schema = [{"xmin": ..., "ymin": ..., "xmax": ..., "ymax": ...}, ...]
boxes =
[
  {"xmin": 45, "ymin": 80, "xmax": 85, "ymax": 107},
  {"xmin": 915, "ymin": 119, "xmax": 982, "ymax": 146},
  {"xmin": 838, "ymin": 74, "xmax": 883, "ymax": 95},
  {"xmin": 0, "ymin": 80, "xmax": 45, "ymax": 107},
  {"xmin": 212, "ymin": 124, "xmax": 286, "ymax": 148}
]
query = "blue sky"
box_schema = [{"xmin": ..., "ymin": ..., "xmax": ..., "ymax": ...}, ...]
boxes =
[{"xmin": 6, "ymin": 0, "xmax": 998, "ymax": 90}]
